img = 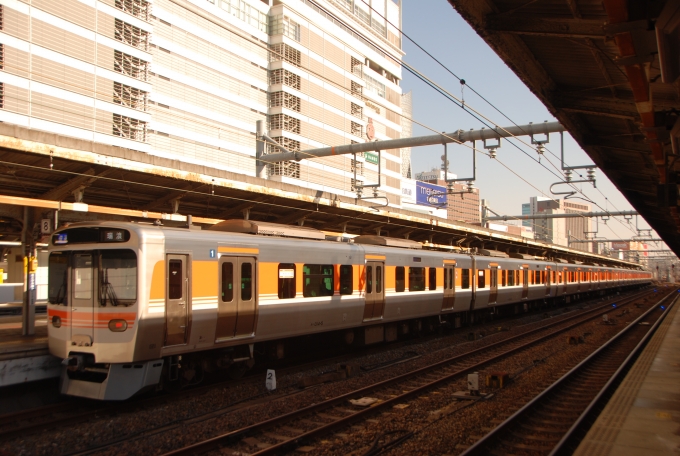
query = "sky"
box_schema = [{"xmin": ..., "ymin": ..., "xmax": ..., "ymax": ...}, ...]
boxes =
[{"xmin": 398, "ymin": 0, "xmax": 664, "ymax": 248}]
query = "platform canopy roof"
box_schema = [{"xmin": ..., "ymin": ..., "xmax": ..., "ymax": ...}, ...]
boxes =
[{"xmin": 449, "ymin": 0, "xmax": 680, "ymax": 255}]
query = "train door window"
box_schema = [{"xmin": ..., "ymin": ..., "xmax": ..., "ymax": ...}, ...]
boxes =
[
  {"xmin": 73, "ymin": 253, "xmax": 94, "ymax": 301},
  {"xmin": 99, "ymin": 250, "xmax": 137, "ymax": 306},
  {"xmin": 48, "ymin": 252, "xmax": 69, "ymax": 305},
  {"xmin": 340, "ymin": 265, "xmax": 353, "ymax": 295},
  {"xmin": 376, "ymin": 265, "xmax": 383, "ymax": 293},
  {"xmin": 366, "ymin": 265, "xmax": 373, "ymax": 294},
  {"xmin": 303, "ymin": 264, "xmax": 334, "ymax": 297},
  {"xmin": 477, "ymin": 270, "xmax": 486, "ymax": 289},
  {"xmin": 221, "ymin": 262, "xmax": 234, "ymax": 302},
  {"xmin": 462, "ymin": 269, "xmax": 470, "ymax": 289},
  {"xmin": 444, "ymin": 268, "xmax": 450, "ymax": 290},
  {"xmin": 429, "ymin": 267, "xmax": 437, "ymax": 290},
  {"xmin": 501, "ymin": 270, "xmax": 506, "ymax": 287},
  {"xmin": 278, "ymin": 263, "xmax": 296, "ymax": 299},
  {"xmin": 449, "ymin": 268, "xmax": 454, "ymax": 289},
  {"xmin": 168, "ymin": 259, "xmax": 183, "ymax": 300},
  {"xmin": 395, "ymin": 266, "xmax": 405, "ymax": 292},
  {"xmin": 241, "ymin": 262, "xmax": 253, "ymax": 301},
  {"xmin": 409, "ymin": 267, "xmax": 425, "ymax": 291}
]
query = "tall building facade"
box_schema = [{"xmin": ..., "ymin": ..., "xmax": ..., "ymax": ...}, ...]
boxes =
[
  {"xmin": 524, "ymin": 197, "xmax": 592, "ymax": 249},
  {"xmin": 0, "ymin": 0, "xmax": 405, "ymax": 205},
  {"xmin": 415, "ymin": 168, "xmax": 481, "ymax": 225}
]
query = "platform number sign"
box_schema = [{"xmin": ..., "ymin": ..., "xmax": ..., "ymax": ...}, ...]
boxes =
[{"xmin": 41, "ymin": 219, "xmax": 52, "ymax": 234}]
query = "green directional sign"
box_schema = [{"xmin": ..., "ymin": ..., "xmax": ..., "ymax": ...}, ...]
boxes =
[{"xmin": 365, "ymin": 152, "xmax": 379, "ymax": 165}]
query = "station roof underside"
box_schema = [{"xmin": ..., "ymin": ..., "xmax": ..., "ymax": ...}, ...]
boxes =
[
  {"xmin": 449, "ymin": 0, "xmax": 680, "ymax": 256},
  {"xmin": 0, "ymin": 125, "xmax": 637, "ymax": 268}
]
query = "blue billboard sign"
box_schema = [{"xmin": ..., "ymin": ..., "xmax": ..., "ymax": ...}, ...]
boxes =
[{"xmin": 416, "ymin": 181, "xmax": 447, "ymax": 207}]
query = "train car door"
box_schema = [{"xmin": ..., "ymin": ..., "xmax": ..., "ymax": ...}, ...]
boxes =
[
  {"xmin": 363, "ymin": 261, "xmax": 384, "ymax": 321},
  {"xmin": 216, "ymin": 256, "xmax": 257, "ymax": 340},
  {"xmin": 489, "ymin": 264, "xmax": 498, "ymax": 304},
  {"xmin": 442, "ymin": 263, "xmax": 456, "ymax": 310},
  {"xmin": 165, "ymin": 254, "xmax": 190, "ymax": 346},
  {"xmin": 521, "ymin": 265, "xmax": 529, "ymax": 299},
  {"xmin": 576, "ymin": 268, "xmax": 581, "ymax": 292},
  {"xmin": 71, "ymin": 252, "xmax": 95, "ymax": 344},
  {"xmin": 545, "ymin": 267, "xmax": 551, "ymax": 296}
]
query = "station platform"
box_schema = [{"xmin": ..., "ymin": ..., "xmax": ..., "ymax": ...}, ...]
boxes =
[
  {"xmin": 574, "ymin": 294, "xmax": 680, "ymax": 455},
  {"xmin": 0, "ymin": 315, "xmax": 60, "ymax": 387}
]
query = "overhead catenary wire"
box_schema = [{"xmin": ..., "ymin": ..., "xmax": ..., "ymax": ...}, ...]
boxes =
[{"xmin": 357, "ymin": 0, "xmax": 649, "ymax": 240}]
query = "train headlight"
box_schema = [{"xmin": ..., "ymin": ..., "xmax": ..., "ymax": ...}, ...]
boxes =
[
  {"xmin": 108, "ymin": 319, "xmax": 128, "ymax": 332},
  {"xmin": 51, "ymin": 316, "xmax": 61, "ymax": 328}
]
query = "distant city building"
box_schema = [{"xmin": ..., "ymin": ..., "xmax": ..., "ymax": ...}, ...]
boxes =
[
  {"xmin": 521, "ymin": 203, "xmax": 531, "ymax": 227},
  {"xmin": 523, "ymin": 197, "xmax": 592, "ymax": 250},
  {"xmin": 400, "ymin": 91, "xmax": 413, "ymax": 179},
  {"xmin": 415, "ymin": 167, "xmax": 481, "ymax": 225}
]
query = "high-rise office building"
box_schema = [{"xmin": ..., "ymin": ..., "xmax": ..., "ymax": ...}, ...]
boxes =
[
  {"xmin": 415, "ymin": 168, "xmax": 481, "ymax": 225},
  {"xmin": 0, "ymin": 0, "xmax": 405, "ymax": 204},
  {"xmin": 524, "ymin": 196, "xmax": 592, "ymax": 249}
]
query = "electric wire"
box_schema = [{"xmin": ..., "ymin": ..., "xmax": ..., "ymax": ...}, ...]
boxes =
[{"xmin": 358, "ymin": 0, "xmax": 648, "ymax": 240}]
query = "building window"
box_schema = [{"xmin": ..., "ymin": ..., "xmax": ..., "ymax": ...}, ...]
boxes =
[
  {"xmin": 269, "ymin": 14, "xmax": 300, "ymax": 41},
  {"xmin": 115, "ymin": 18, "xmax": 149, "ymax": 50},
  {"xmin": 340, "ymin": 265, "xmax": 353, "ymax": 295},
  {"xmin": 113, "ymin": 114, "xmax": 147, "ymax": 142},
  {"xmin": 0, "ymin": 43, "xmax": 3, "ymax": 69},
  {"xmin": 350, "ymin": 121, "xmax": 363, "ymax": 137},
  {"xmin": 351, "ymin": 81, "xmax": 363, "ymax": 97},
  {"xmin": 429, "ymin": 267, "xmax": 436, "ymax": 291},
  {"xmin": 269, "ymin": 68, "xmax": 301, "ymax": 90},
  {"xmin": 351, "ymin": 102, "xmax": 363, "ymax": 119},
  {"xmin": 351, "ymin": 56, "xmax": 363, "ymax": 77},
  {"xmin": 278, "ymin": 263, "xmax": 296, "ymax": 299},
  {"xmin": 409, "ymin": 267, "xmax": 425, "ymax": 291},
  {"xmin": 270, "ymin": 43, "xmax": 301, "ymax": 66},
  {"xmin": 115, "ymin": 0, "xmax": 150, "ymax": 21},
  {"xmin": 221, "ymin": 0, "xmax": 268, "ymax": 33},
  {"xmin": 395, "ymin": 266, "xmax": 405, "ymax": 292},
  {"xmin": 269, "ymin": 113, "xmax": 300, "ymax": 134},
  {"xmin": 363, "ymin": 72, "xmax": 385, "ymax": 98},
  {"xmin": 269, "ymin": 91, "xmax": 301, "ymax": 112},
  {"xmin": 113, "ymin": 82, "xmax": 148, "ymax": 111},
  {"xmin": 114, "ymin": 50, "xmax": 148, "ymax": 81}
]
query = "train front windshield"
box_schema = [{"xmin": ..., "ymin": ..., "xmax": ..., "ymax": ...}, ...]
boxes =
[{"xmin": 48, "ymin": 250, "xmax": 138, "ymax": 307}]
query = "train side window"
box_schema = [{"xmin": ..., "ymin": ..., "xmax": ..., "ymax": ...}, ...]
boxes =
[
  {"xmin": 303, "ymin": 264, "xmax": 334, "ymax": 297},
  {"xmin": 462, "ymin": 269, "xmax": 470, "ymax": 289},
  {"xmin": 168, "ymin": 259, "xmax": 182, "ymax": 300},
  {"xmin": 366, "ymin": 266, "xmax": 373, "ymax": 293},
  {"xmin": 429, "ymin": 267, "xmax": 437, "ymax": 291},
  {"xmin": 48, "ymin": 252, "xmax": 69, "ymax": 305},
  {"xmin": 501, "ymin": 270, "xmax": 506, "ymax": 287},
  {"xmin": 395, "ymin": 266, "xmax": 405, "ymax": 292},
  {"xmin": 409, "ymin": 267, "xmax": 425, "ymax": 291},
  {"xmin": 340, "ymin": 265, "xmax": 353, "ymax": 295},
  {"xmin": 507, "ymin": 270, "xmax": 514, "ymax": 286},
  {"xmin": 241, "ymin": 263, "xmax": 253, "ymax": 301},
  {"xmin": 477, "ymin": 270, "xmax": 486, "ymax": 289},
  {"xmin": 278, "ymin": 263, "xmax": 296, "ymax": 299},
  {"xmin": 221, "ymin": 262, "xmax": 234, "ymax": 302}
]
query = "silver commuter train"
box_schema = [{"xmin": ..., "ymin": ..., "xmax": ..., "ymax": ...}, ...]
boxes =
[{"xmin": 46, "ymin": 220, "xmax": 651, "ymax": 400}]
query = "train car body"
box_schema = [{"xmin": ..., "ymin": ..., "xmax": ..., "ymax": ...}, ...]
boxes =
[{"xmin": 46, "ymin": 221, "xmax": 652, "ymax": 400}]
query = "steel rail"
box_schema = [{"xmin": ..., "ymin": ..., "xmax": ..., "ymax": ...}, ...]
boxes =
[
  {"xmin": 163, "ymin": 288, "xmax": 654, "ymax": 456},
  {"xmin": 460, "ymin": 288, "xmax": 677, "ymax": 456},
  {"xmin": 549, "ymin": 291, "xmax": 679, "ymax": 456}
]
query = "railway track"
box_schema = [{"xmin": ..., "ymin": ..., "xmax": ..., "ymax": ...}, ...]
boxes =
[
  {"xmin": 461, "ymin": 289, "xmax": 677, "ymax": 456},
  {"xmin": 161, "ymin": 288, "xmax": 663, "ymax": 455},
  {"xmin": 0, "ymin": 290, "xmax": 622, "ymax": 444}
]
